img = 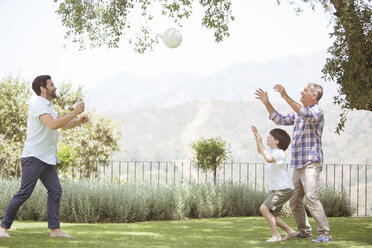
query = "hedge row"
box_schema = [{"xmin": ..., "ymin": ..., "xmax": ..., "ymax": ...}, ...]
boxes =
[{"xmin": 0, "ymin": 180, "xmax": 354, "ymax": 223}]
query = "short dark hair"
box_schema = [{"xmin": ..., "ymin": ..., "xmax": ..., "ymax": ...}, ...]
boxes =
[
  {"xmin": 269, "ymin": 128, "xmax": 291, "ymax": 151},
  {"xmin": 32, "ymin": 75, "xmax": 51, "ymax": 96}
]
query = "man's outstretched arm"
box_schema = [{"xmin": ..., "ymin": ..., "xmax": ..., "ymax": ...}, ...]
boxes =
[
  {"xmin": 40, "ymin": 102, "xmax": 85, "ymax": 130},
  {"xmin": 62, "ymin": 114, "xmax": 89, "ymax": 129},
  {"xmin": 273, "ymin": 84, "xmax": 302, "ymax": 113},
  {"xmin": 255, "ymin": 88, "xmax": 275, "ymax": 115}
]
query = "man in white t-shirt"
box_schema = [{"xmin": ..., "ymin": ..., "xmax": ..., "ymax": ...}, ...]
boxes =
[
  {"xmin": 0, "ymin": 75, "xmax": 89, "ymax": 238},
  {"xmin": 251, "ymin": 126, "xmax": 297, "ymax": 242}
]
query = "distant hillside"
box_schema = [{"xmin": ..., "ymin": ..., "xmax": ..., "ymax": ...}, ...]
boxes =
[
  {"xmin": 86, "ymin": 52, "xmax": 339, "ymax": 113},
  {"xmin": 85, "ymin": 51, "xmax": 371, "ymax": 164},
  {"xmin": 108, "ymin": 100, "xmax": 372, "ymax": 165}
]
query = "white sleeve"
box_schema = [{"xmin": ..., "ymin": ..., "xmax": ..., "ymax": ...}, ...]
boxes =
[
  {"xmin": 272, "ymin": 149, "xmax": 287, "ymax": 166},
  {"xmin": 31, "ymin": 102, "xmax": 52, "ymax": 119}
]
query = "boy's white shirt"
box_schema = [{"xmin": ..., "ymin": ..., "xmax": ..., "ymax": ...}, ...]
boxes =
[{"xmin": 266, "ymin": 148, "xmax": 294, "ymax": 191}]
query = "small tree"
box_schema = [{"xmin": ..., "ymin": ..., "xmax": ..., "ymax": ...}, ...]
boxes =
[{"xmin": 190, "ymin": 137, "xmax": 231, "ymax": 184}]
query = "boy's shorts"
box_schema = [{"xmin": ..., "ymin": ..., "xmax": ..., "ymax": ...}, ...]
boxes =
[{"xmin": 263, "ymin": 188, "xmax": 294, "ymax": 216}]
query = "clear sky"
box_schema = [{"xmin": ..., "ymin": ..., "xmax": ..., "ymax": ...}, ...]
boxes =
[{"xmin": 0, "ymin": 0, "xmax": 333, "ymax": 89}]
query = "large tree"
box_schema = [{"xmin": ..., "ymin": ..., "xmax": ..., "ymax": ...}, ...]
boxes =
[{"xmin": 54, "ymin": 0, "xmax": 371, "ymax": 133}]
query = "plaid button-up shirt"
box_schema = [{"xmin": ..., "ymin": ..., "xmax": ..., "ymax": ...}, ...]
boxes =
[{"xmin": 269, "ymin": 104, "xmax": 324, "ymax": 169}]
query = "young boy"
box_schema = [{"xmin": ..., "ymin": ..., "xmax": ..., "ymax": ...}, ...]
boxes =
[{"xmin": 251, "ymin": 126, "xmax": 297, "ymax": 242}]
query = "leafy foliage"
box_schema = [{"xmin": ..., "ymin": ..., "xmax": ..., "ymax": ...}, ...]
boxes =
[
  {"xmin": 52, "ymin": 82, "xmax": 121, "ymax": 175},
  {"xmin": 0, "ymin": 76, "xmax": 120, "ymax": 178},
  {"xmin": 55, "ymin": 0, "xmax": 371, "ymax": 133},
  {"xmin": 317, "ymin": 184, "xmax": 355, "ymax": 217},
  {"xmin": 54, "ymin": 0, "xmax": 234, "ymax": 53},
  {"xmin": 190, "ymin": 137, "xmax": 231, "ymax": 184},
  {"xmin": 0, "ymin": 76, "xmax": 30, "ymax": 177},
  {"xmin": 0, "ymin": 180, "xmax": 354, "ymax": 223},
  {"xmin": 278, "ymin": 0, "xmax": 371, "ymax": 133}
]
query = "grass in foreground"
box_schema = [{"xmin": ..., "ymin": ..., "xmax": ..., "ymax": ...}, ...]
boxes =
[{"xmin": 0, "ymin": 217, "xmax": 371, "ymax": 248}]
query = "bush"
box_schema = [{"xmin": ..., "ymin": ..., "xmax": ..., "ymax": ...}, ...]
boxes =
[
  {"xmin": 0, "ymin": 180, "xmax": 354, "ymax": 223},
  {"xmin": 318, "ymin": 184, "xmax": 355, "ymax": 217}
]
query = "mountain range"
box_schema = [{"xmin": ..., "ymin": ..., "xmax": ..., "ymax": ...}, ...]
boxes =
[{"xmin": 85, "ymin": 52, "xmax": 372, "ymax": 164}]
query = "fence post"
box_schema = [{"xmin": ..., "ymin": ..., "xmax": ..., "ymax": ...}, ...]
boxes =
[
  {"xmin": 365, "ymin": 165, "xmax": 368, "ymax": 216},
  {"xmin": 255, "ymin": 163, "xmax": 257, "ymax": 191},
  {"xmin": 150, "ymin": 161, "xmax": 152, "ymax": 185},
  {"xmin": 333, "ymin": 164, "xmax": 336, "ymax": 189},
  {"xmin": 181, "ymin": 162, "xmax": 184, "ymax": 182},
  {"xmin": 142, "ymin": 162, "xmax": 145, "ymax": 182},
  {"xmin": 173, "ymin": 162, "xmax": 176, "ymax": 184},
  {"xmin": 341, "ymin": 164, "xmax": 344, "ymax": 192},
  {"xmin": 357, "ymin": 165, "xmax": 360, "ymax": 216},
  {"xmin": 349, "ymin": 165, "xmax": 352, "ymax": 203},
  {"xmin": 223, "ymin": 163, "xmax": 225, "ymax": 184},
  {"xmin": 247, "ymin": 163, "xmax": 250, "ymax": 185},
  {"xmin": 239, "ymin": 163, "xmax": 241, "ymax": 185},
  {"xmin": 126, "ymin": 161, "xmax": 129, "ymax": 183},
  {"xmin": 158, "ymin": 162, "xmax": 160, "ymax": 186},
  {"xmin": 119, "ymin": 161, "xmax": 121, "ymax": 184},
  {"xmin": 166, "ymin": 162, "xmax": 168, "ymax": 185},
  {"xmin": 262, "ymin": 163, "xmax": 265, "ymax": 191},
  {"xmin": 189, "ymin": 162, "xmax": 192, "ymax": 183},
  {"xmin": 134, "ymin": 161, "xmax": 137, "ymax": 184},
  {"xmin": 197, "ymin": 163, "xmax": 199, "ymax": 184}
]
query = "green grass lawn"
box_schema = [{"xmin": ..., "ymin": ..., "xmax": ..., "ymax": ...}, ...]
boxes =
[{"xmin": 0, "ymin": 217, "xmax": 371, "ymax": 248}]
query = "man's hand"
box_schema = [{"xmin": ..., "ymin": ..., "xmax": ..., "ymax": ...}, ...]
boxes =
[
  {"xmin": 254, "ymin": 88, "xmax": 269, "ymax": 104},
  {"xmin": 74, "ymin": 102, "xmax": 85, "ymax": 115},
  {"xmin": 79, "ymin": 114, "xmax": 89, "ymax": 124},
  {"xmin": 273, "ymin": 84, "xmax": 288, "ymax": 98}
]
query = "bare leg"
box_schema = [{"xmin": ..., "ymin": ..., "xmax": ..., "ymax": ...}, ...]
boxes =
[
  {"xmin": 275, "ymin": 216, "xmax": 297, "ymax": 240},
  {"xmin": 260, "ymin": 205, "xmax": 282, "ymax": 242},
  {"xmin": 50, "ymin": 228, "xmax": 74, "ymax": 238},
  {"xmin": 0, "ymin": 227, "xmax": 10, "ymax": 238}
]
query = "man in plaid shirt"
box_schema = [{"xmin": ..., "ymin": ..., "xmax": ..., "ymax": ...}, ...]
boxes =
[{"xmin": 255, "ymin": 83, "xmax": 332, "ymax": 243}]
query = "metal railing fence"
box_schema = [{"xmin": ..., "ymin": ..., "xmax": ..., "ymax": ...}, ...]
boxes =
[{"xmin": 1, "ymin": 159, "xmax": 371, "ymax": 216}]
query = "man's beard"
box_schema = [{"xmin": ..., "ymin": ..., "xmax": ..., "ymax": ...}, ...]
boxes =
[{"xmin": 47, "ymin": 90, "xmax": 57, "ymax": 99}]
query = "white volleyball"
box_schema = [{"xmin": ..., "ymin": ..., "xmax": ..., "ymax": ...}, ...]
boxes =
[{"xmin": 162, "ymin": 28, "xmax": 182, "ymax": 48}]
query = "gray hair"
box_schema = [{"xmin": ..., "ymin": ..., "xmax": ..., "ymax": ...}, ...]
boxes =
[{"xmin": 308, "ymin": 83, "xmax": 323, "ymax": 102}]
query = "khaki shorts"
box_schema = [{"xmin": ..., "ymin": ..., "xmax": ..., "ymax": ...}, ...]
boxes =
[{"xmin": 263, "ymin": 188, "xmax": 294, "ymax": 216}]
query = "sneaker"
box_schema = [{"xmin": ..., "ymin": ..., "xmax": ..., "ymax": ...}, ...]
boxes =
[
  {"xmin": 296, "ymin": 232, "xmax": 312, "ymax": 238},
  {"xmin": 312, "ymin": 235, "xmax": 332, "ymax": 243}
]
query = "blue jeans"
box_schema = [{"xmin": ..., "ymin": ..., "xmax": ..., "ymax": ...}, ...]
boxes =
[{"xmin": 1, "ymin": 157, "xmax": 62, "ymax": 229}]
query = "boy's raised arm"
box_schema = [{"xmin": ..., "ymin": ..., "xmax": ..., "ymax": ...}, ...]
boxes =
[{"xmin": 251, "ymin": 126, "xmax": 275, "ymax": 163}]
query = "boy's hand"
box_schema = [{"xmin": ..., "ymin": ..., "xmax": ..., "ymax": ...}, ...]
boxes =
[
  {"xmin": 255, "ymin": 88, "xmax": 269, "ymax": 104},
  {"xmin": 251, "ymin": 125, "xmax": 262, "ymax": 142}
]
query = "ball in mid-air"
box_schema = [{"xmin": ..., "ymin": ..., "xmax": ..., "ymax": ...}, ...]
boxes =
[{"xmin": 162, "ymin": 28, "xmax": 182, "ymax": 48}]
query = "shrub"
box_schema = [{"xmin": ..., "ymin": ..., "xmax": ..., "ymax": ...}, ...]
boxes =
[
  {"xmin": 0, "ymin": 179, "xmax": 354, "ymax": 223},
  {"xmin": 318, "ymin": 184, "xmax": 355, "ymax": 217}
]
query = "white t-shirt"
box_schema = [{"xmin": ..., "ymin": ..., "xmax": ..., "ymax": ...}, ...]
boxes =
[
  {"xmin": 21, "ymin": 96, "xmax": 58, "ymax": 165},
  {"xmin": 266, "ymin": 148, "xmax": 294, "ymax": 191}
]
